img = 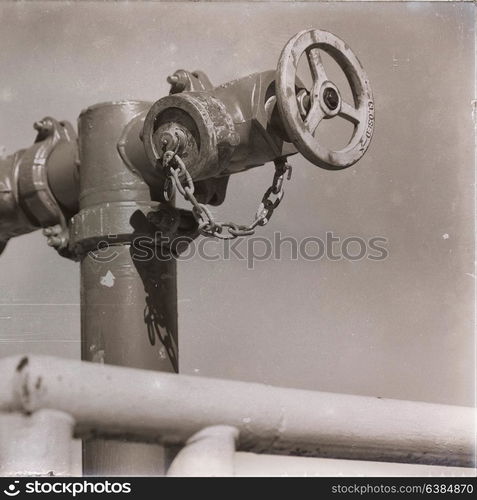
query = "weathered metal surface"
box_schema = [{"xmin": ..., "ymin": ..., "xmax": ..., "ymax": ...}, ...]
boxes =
[
  {"xmin": 143, "ymin": 92, "xmax": 239, "ymax": 182},
  {"xmin": 77, "ymin": 101, "xmax": 153, "ymax": 209},
  {"xmin": 1, "ymin": 355, "xmax": 474, "ymax": 468},
  {"xmin": 212, "ymin": 70, "xmax": 298, "ymax": 173},
  {"xmin": 17, "ymin": 118, "xmax": 78, "ymax": 227},
  {"xmin": 0, "ymin": 118, "xmax": 78, "ymax": 256},
  {"xmin": 118, "ymin": 109, "xmax": 229, "ymax": 206},
  {"xmin": 276, "ymin": 29, "xmax": 375, "ymax": 170},
  {"xmin": 0, "ymin": 153, "xmax": 39, "ymax": 253},
  {"xmin": 80, "ymin": 247, "xmax": 178, "ymax": 371},
  {"xmin": 0, "ymin": 409, "xmax": 74, "ymax": 477},
  {"xmin": 167, "ymin": 426, "xmax": 239, "ymax": 477},
  {"xmin": 142, "ymin": 71, "xmax": 299, "ymax": 186},
  {"xmin": 116, "ymin": 108, "xmax": 152, "ymax": 179},
  {"xmin": 75, "ymin": 101, "xmax": 179, "ymax": 475}
]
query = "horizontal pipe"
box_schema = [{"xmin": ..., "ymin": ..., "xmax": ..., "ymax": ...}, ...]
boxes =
[
  {"xmin": 234, "ymin": 452, "xmax": 476, "ymax": 477},
  {"xmin": 0, "ymin": 354, "xmax": 475, "ymax": 467}
]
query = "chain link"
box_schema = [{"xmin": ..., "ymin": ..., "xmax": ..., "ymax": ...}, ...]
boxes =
[{"xmin": 162, "ymin": 150, "xmax": 292, "ymax": 239}]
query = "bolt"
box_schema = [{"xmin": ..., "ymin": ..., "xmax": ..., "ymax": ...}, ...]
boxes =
[
  {"xmin": 33, "ymin": 120, "xmax": 52, "ymax": 133},
  {"xmin": 159, "ymin": 132, "xmax": 175, "ymax": 152},
  {"xmin": 167, "ymin": 74, "xmax": 179, "ymax": 85},
  {"xmin": 323, "ymin": 87, "xmax": 339, "ymax": 111},
  {"xmin": 43, "ymin": 224, "xmax": 62, "ymax": 237},
  {"xmin": 157, "ymin": 127, "xmax": 188, "ymax": 157},
  {"xmin": 47, "ymin": 236, "xmax": 62, "ymax": 247}
]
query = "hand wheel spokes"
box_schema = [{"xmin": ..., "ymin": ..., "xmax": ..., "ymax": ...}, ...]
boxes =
[
  {"xmin": 276, "ymin": 29, "xmax": 374, "ymax": 170},
  {"xmin": 304, "ymin": 47, "xmax": 327, "ymax": 134},
  {"xmin": 307, "ymin": 48, "xmax": 363, "ymax": 131},
  {"xmin": 304, "ymin": 101, "xmax": 324, "ymax": 134},
  {"xmin": 338, "ymin": 100, "xmax": 362, "ymax": 125},
  {"xmin": 306, "ymin": 47, "xmax": 328, "ymax": 86}
]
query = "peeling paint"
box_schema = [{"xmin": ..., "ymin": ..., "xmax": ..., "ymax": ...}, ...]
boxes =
[{"xmin": 100, "ymin": 270, "xmax": 115, "ymax": 288}]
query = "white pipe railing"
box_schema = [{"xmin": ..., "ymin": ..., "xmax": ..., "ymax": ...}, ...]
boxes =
[
  {"xmin": 0, "ymin": 409, "xmax": 74, "ymax": 476},
  {"xmin": 232, "ymin": 453, "xmax": 476, "ymax": 477},
  {"xmin": 0, "ymin": 354, "xmax": 475, "ymax": 475},
  {"xmin": 167, "ymin": 426, "xmax": 239, "ymax": 477},
  {"xmin": 167, "ymin": 428, "xmax": 475, "ymax": 477}
]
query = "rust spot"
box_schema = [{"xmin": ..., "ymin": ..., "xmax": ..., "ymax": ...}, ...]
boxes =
[
  {"xmin": 35, "ymin": 376, "xmax": 42, "ymax": 390},
  {"xmin": 16, "ymin": 356, "xmax": 29, "ymax": 372}
]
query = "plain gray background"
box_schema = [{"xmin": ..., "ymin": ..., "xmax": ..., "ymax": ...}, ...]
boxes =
[{"xmin": 0, "ymin": 1, "xmax": 474, "ymax": 408}]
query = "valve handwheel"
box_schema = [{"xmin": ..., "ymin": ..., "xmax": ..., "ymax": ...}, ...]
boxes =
[{"xmin": 276, "ymin": 29, "xmax": 375, "ymax": 170}]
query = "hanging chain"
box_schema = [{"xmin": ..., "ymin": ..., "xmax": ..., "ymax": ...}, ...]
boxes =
[{"xmin": 161, "ymin": 150, "xmax": 292, "ymax": 240}]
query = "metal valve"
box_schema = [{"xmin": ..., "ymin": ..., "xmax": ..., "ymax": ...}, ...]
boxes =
[
  {"xmin": 142, "ymin": 28, "xmax": 375, "ymax": 188},
  {"xmin": 0, "ymin": 28, "xmax": 375, "ymax": 251},
  {"xmin": 276, "ymin": 29, "xmax": 375, "ymax": 170}
]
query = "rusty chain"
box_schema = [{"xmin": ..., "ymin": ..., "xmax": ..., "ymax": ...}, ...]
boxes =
[{"xmin": 161, "ymin": 150, "xmax": 292, "ymax": 239}]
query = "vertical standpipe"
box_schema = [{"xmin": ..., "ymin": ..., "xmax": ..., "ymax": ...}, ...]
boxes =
[{"xmin": 73, "ymin": 101, "xmax": 178, "ymax": 475}]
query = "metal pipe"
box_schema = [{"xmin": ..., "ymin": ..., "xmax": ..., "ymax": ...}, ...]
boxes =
[
  {"xmin": 0, "ymin": 118, "xmax": 79, "ymax": 257},
  {"xmin": 167, "ymin": 426, "xmax": 239, "ymax": 477},
  {"xmin": 1, "ymin": 355, "xmax": 474, "ymax": 468},
  {"xmin": 73, "ymin": 101, "xmax": 178, "ymax": 475},
  {"xmin": 233, "ymin": 452, "xmax": 476, "ymax": 477},
  {"xmin": 0, "ymin": 409, "xmax": 74, "ymax": 476},
  {"xmin": 0, "ymin": 153, "xmax": 40, "ymax": 252}
]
